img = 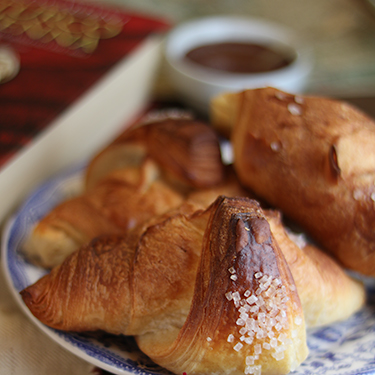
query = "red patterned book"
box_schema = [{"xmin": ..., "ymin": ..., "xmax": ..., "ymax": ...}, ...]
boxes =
[{"xmin": 0, "ymin": 0, "xmax": 169, "ymax": 166}]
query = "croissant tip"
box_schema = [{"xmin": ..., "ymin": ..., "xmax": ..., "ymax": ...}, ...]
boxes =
[
  {"xmin": 20, "ymin": 284, "xmax": 34, "ymax": 299},
  {"xmin": 20, "ymin": 277, "xmax": 48, "ymax": 310},
  {"xmin": 20, "ymin": 289, "xmax": 34, "ymax": 310}
]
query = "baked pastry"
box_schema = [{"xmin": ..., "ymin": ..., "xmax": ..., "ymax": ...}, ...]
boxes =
[
  {"xmin": 21, "ymin": 196, "xmax": 308, "ymax": 375},
  {"xmin": 21, "ymin": 195, "xmax": 367, "ymax": 373},
  {"xmin": 20, "ymin": 201, "xmax": 210, "ymax": 335},
  {"xmin": 265, "ymin": 209, "xmax": 365, "ymax": 328},
  {"xmin": 23, "ymin": 117, "xmax": 226, "ymax": 268},
  {"xmin": 86, "ymin": 116, "xmax": 225, "ymax": 191},
  {"xmin": 21, "ymin": 201, "xmax": 209, "ymax": 336},
  {"xmin": 189, "ymin": 185, "xmax": 365, "ymax": 327},
  {"xmin": 23, "ymin": 158, "xmax": 185, "ymax": 268},
  {"xmin": 211, "ymin": 87, "xmax": 375, "ymax": 276},
  {"xmin": 21, "ymin": 193, "xmax": 365, "ymax": 332},
  {"xmin": 136, "ymin": 196, "xmax": 308, "ymax": 375}
]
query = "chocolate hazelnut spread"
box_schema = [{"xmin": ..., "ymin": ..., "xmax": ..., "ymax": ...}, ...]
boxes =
[{"xmin": 185, "ymin": 42, "xmax": 294, "ymax": 74}]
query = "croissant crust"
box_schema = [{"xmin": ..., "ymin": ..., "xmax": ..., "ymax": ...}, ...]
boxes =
[{"xmin": 136, "ymin": 196, "xmax": 308, "ymax": 375}]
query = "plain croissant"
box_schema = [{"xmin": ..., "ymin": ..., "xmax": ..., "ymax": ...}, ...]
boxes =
[
  {"xmin": 211, "ymin": 87, "xmax": 375, "ymax": 276},
  {"xmin": 20, "ymin": 201, "xmax": 211, "ymax": 336},
  {"xmin": 23, "ymin": 117, "xmax": 226, "ymax": 268},
  {"xmin": 23, "ymin": 158, "xmax": 185, "ymax": 268},
  {"xmin": 86, "ymin": 116, "xmax": 225, "ymax": 191},
  {"xmin": 264, "ymin": 209, "xmax": 365, "ymax": 328}
]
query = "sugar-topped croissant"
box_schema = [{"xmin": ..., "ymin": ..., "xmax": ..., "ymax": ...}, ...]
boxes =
[
  {"xmin": 211, "ymin": 87, "xmax": 375, "ymax": 276},
  {"xmin": 136, "ymin": 196, "xmax": 308, "ymax": 375},
  {"xmin": 21, "ymin": 195, "xmax": 364, "ymax": 353},
  {"xmin": 186, "ymin": 197, "xmax": 365, "ymax": 328},
  {"xmin": 21, "ymin": 196, "xmax": 308, "ymax": 374},
  {"xmin": 23, "ymin": 117, "xmax": 226, "ymax": 268}
]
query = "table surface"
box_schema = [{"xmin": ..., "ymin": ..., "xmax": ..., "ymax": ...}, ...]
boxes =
[{"xmin": 98, "ymin": 0, "xmax": 375, "ymax": 100}]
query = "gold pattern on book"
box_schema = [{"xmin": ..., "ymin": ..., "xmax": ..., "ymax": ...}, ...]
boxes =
[{"xmin": 0, "ymin": 0, "xmax": 123, "ymax": 53}]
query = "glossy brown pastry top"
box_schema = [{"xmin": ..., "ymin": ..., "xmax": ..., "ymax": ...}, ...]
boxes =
[{"xmin": 212, "ymin": 87, "xmax": 375, "ymax": 276}]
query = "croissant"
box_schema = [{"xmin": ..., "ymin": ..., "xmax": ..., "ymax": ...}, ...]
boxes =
[
  {"xmin": 264, "ymin": 209, "xmax": 365, "ymax": 327},
  {"xmin": 86, "ymin": 116, "xmax": 225, "ymax": 191},
  {"xmin": 23, "ymin": 158, "xmax": 185, "ymax": 268},
  {"xmin": 23, "ymin": 117, "xmax": 226, "ymax": 268},
  {"xmin": 211, "ymin": 87, "xmax": 375, "ymax": 276},
  {"xmin": 135, "ymin": 196, "xmax": 308, "ymax": 375},
  {"xmin": 21, "ymin": 194, "xmax": 368, "ymax": 375},
  {"xmin": 21, "ymin": 196, "xmax": 308, "ymax": 374},
  {"xmin": 21, "ymin": 194, "xmax": 365, "ymax": 332},
  {"xmin": 20, "ymin": 201, "xmax": 211, "ymax": 336}
]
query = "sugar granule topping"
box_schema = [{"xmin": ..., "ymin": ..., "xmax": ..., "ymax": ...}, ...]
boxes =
[
  {"xmin": 270, "ymin": 141, "xmax": 281, "ymax": 152},
  {"xmin": 275, "ymin": 91, "xmax": 287, "ymax": 101},
  {"xmin": 226, "ymin": 292, "xmax": 233, "ymax": 301},
  {"xmin": 294, "ymin": 96, "xmax": 304, "ymax": 104},
  {"xmin": 225, "ymin": 272, "xmax": 297, "ymax": 374},
  {"xmin": 287, "ymin": 103, "xmax": 302, "ymax": 116},
  {"xmin": 234, "ymin": 342, "xmax": 244, "ymax": 352},
  {"xmin": 353, "ymin": 189, "xmax": 364, "ymax": 201}
]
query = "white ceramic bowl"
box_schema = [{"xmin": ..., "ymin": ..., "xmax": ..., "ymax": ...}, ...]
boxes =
[{"xmin": 164, "ymin": 16, "xmax": 313, "ymax": 113}]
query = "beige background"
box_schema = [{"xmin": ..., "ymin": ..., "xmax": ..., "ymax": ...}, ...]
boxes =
[{"xmin": 98, "ymin": 0, "xmax": 375, "ymax": 98}]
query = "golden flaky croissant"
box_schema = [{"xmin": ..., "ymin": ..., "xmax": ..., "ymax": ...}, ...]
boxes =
[
  {"xmin": 23, "ymin": 117, "xmax": 226, "ymax": 268},
  {"xmin": 21, "ymin": 196, "xmax": 308, "ymax": 375},
  {"xmin": 265, "ymin": 210, "xmax": 365, "ymax": 328},
  {"xmin": 86, "ymin": 116, "xmax": 225, "ymax": 191},
  {"xmin": 136, "ymin": 196, "xmax": 308, "ymax": 375},
  {"xmin": 188, "ymin": 196, "xmax": 365, "ymax": 328},
  {"xmin": 21, "ymin": 196, "xmax": 365, "ymax": 374},
  {"xmin": 21, "ymin": 200, "xmax": 208, "ymax": 336},
  {"xmin": 211, "ymin": 87, "xmax": 375, "ymax": 276}
]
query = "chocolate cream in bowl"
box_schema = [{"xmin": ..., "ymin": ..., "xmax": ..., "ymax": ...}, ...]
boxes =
[{"xmin": 184, "ymin": 42, "xmax": 295, "ymax": 74}]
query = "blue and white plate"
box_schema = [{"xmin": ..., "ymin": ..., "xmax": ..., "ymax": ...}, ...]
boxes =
[{"xmin": 2, "ymin": 164, "xmax": 375, "ymax": 375}]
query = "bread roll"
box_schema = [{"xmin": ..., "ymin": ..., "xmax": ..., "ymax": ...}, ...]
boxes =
[
  {"xmin": 212, "ymin": 87, "xmax": 375, "ymax": 276},
  {"xmin": 86, "ymin": 117, "xmax": 225, "ymax": 191}
]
